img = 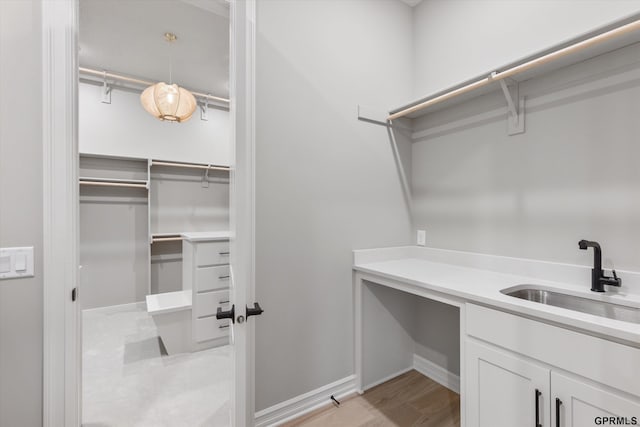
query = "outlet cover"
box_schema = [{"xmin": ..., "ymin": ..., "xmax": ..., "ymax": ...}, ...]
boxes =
[{"xmin": 417, "ymin": 230, "xmax": 426, "ymax": 246}]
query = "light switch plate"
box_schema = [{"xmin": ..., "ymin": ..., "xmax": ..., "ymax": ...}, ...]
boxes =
[
  {"xmin": 0, "ymin": 255, "xmax": 10, "ymax": 273},
  {"xmin": 417, "ymin": 230, "xmax": 426, "ymax": 246},
  {"xmin": 0, "ymin": 247, "xmax": 34, "ymax": 279}
]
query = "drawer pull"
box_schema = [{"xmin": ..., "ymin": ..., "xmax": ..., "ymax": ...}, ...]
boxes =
[
  {"xmin": 219, "ymin": 324, "xmax": 230, "ymax": 329},
  {"xmin": 535, "ymin": 389, "xmax": 541, "ymax": 427},
  {"xmin": 219, "ymin": 251, "xmax": 230, "ymax": 255},
  {"xmin": 219, "ymin": 300, "xmax": 230, "ymax": 304},
  {"xmin": 218, "ymin": 275, "xmax": 230, "ymax": 279},
  {"xmin": 555, "ymin": 398, "xmax": 562, "ymax": 427}
]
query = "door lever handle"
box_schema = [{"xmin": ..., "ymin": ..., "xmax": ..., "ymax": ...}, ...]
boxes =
[
  {"xmin": 216, "ymin": 304, "xmax": 235, "ymax": 324},
  {"xmin": 246, "ymin": 302, "xmax": 263, "ymax": 318}
]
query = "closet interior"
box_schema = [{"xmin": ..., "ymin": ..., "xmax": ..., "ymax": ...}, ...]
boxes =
[{"xmin": 78, "ymin": 0, "xmax": 233, "ymax": 425}]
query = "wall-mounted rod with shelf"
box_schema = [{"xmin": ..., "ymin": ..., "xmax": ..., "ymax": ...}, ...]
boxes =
[
  {"xmin": 79, "ymin": 67, "xmax": 230, "ymax": 105},
  {"xmin": 150, "ymin": 160, "xmax": 230, "ymax": 172},
  {"xmin": 79, "ymin": 177, "xmax": 149, "ymax": 189},
  {"xmin": 388, "ymin": 17, "xmax": 640, "ymax": 121},
  {"xmin": 151, "ymin": 234, "xmax": 184, "ymax": 243}
]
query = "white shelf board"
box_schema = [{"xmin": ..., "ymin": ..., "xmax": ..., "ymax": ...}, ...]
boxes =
[{"xmin": 79, "ymin": 176, "xmax": 148, "ymax": 185}]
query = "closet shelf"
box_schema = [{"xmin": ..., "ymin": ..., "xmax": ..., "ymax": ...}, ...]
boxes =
[
  {"xmin": 79, "ymin": 177, "xmax": 149, "ymax": 189},
  {"xmin": 150, "ymin": 160, "xmax": 230, "ymax": 172},
  {"xmin": 151, "ymin": 233, "xmax": 184, "ymax": 243},
  {"xmin": 387, "ymin": 15, "xmax": 640, "ymax": 122}
]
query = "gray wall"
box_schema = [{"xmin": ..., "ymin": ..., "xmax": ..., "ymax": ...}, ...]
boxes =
[
  {"xmin": 254, "ymin": 0, "xmax": 414, "ymax": 411},
  {"xmin": 0, "ymin": 1, "xmax": 43, "ymax": 425},
  {"xmin": 411, "ymin": 37, "xmax": 640, "ymax": 272},
  {"xmin": 79, "ymin": 82, "xmax": 231, "ymax": 166},
  {"xmin": 412, "ymin": 0, "xmax": 640, "ymax": 97}
]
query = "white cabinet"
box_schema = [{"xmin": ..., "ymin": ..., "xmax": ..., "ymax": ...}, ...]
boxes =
[
  {"xmin": 183, "ymin": 234, "xmax": 231, "ymax": 350},
  {"xmin": 466, "ymin": 339, "xmax": 550, "ymax": 427},
  {"xmin": 466, "ymin": 304, "xmax": 640, "ymax": 427},
  {"xmin": 552, "ymin": 372, "xmax": 640, "ymax": 427}
]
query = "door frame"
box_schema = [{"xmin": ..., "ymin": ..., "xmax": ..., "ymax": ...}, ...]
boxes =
[{"xmin": 41, "ymin": 0, "xmax": 256, "ymax": 425}]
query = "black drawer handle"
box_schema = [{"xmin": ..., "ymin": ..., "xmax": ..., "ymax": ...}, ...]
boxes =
[
  {"xmin": 556, "ymin": 398, "xmax": 562, "ymax": 427},
  {"xmin": 219, "ymin": 324, "xmax": 229, "ymax": 329},
  {"xmin": 219, "ymin": 300, "xmax": 229, "ymax": 304},
  {"xmin": 535, "ymin": 389, "xmax": 542, "ymax": 427},
  {"xmin": 219, "ymin": 251, "xmax": 230, "ymax": 255},
  {"xmin": 218, "ymin": 275, "xmax": 230, "ymax": 279}
]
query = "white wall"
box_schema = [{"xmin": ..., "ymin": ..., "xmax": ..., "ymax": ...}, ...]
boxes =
[
  {"xmin": 411, "ymin": 31, "xmax": 640, "ymax": 272},
  {"xmin": 79, "ymin": 82, "xmax": 231, "ymax": 165},
  {"xmin": 0, "ymin": 1, "xmax": 43, "ymax": 425},
  {"xmin": 412, "ymin": 0, "xmax": 640, "ymax": 98},
  {"xmin": 254, "ymin": 0, "xmax": 414, "ymax": 411}
]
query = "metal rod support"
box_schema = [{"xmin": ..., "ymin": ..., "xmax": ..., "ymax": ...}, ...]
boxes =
[
  {"xmin": 151, "ymin": 160, "xmax": 229, "ymax": 171},
  {"xmin": 79, "ymin": 67, "xmax": 230, "ymax": 104}
]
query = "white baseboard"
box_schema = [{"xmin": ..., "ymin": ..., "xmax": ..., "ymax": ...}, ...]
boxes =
[
  {"xmin": 362, "ymin": 366, "xmax": 414, "ymax": 391},
  {"xmin": 254, "ymin": 375, "xmax": 356, "ymax": 427},
  {"xmin": 413, "ymin": 354, "xmax": 460, "ymax": 393},
  {"xmin": 254, "ymin": 356, "xmax": 459, "ymax": 426}
]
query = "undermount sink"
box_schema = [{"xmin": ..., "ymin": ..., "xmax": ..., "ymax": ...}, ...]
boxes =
[{"xmin": 501, "ymin": 286, "xmax": 640, "ymax": 324}]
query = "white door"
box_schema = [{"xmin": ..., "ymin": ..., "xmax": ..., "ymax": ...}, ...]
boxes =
[
  {"xmin": 466, "ymin": 339, "xmax": 551, "ymax": 427},
  {"xmin": 229, "ymin": 0, "xmax": 256, "ymax": 425},
  {"xmin": 552, "ymin": 372, "xmax": 640, "ymax": 427}
]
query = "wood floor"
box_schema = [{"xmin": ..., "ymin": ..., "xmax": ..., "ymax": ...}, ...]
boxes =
[{"xmin": 282, "ymin": 370, "xmax": 460, "ymax": 427}]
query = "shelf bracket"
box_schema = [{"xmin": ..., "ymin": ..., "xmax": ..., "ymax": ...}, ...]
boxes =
[
  {"xmin": 202, "ymin": 165, "xmax": 210, "ymax": 188},
  {"xmin": 101, "ymin": 71, "xmax": 112, "ymax": 104},
  {"xmin": 492, "ymin": 73, "xmax": 525, "ymax": 135},
  {"xmin": 200, "ymin": 97, "xmax": 210, "ymax": 121}
]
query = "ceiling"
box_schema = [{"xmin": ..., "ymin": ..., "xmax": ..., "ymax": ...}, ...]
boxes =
[
  {"xmin": 400, "ymin": 0, "xmax": 424, "ymax": 7},
  {"xmin": 79, "ymin": 0, "xmax": 230, "ymax": 98}
]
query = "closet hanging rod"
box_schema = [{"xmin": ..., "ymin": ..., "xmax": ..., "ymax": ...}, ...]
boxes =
[
  {"xmin": 388, "ymin": 17, "xmax": 640, "ymax": 121},
  {"xmin": 79, "ymin": 180, "xmax": 148, "ymax": 189},
  {"xmin": 151, "ymin": 236, "xmax": 183, "ymax": 243},
  {"xmin": 151, "ymin": 160, "xmax": 230, "ymax": 171},
  {"xmin": 79, "ymin": 67, "xmax": 230, "ymax": 104}
]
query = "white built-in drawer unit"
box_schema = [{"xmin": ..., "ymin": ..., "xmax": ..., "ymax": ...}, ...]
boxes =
[
  {"xmin": 196, "ymin": 265, "xmax": 230, "ymax": 292},
  {"xmin": 195, "ymin": 317, "xmax": 230, "ymax": 342},
  {"xmin": 182, "ymin": 232, "xmax": 231, "ymax": 349},
  {"xmin": 195, "ymin": 289, "xmax": 229, "ymax": 318},
  {"xmin": 196, "ymin": 241, "xmax": 230, "ymax": 267}
]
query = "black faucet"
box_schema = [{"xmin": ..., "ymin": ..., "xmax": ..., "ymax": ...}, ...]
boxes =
[{"xmin": 578, "ymin": 240, "xmax": 621, "ymax": 292}]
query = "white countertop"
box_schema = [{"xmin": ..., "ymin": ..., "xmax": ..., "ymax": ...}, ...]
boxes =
[
  {"xmin": 181, "ymin": 231, "xmax": 230, "ymax": 242},
  {"xmin": 353, "ymin": 246, "xmax": 640, "ymax": 345}
]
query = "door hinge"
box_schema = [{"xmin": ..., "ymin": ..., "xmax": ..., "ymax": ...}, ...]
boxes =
[{"xmin": 71, "ymin": 287, "xmax": 77, "ymax": 302}]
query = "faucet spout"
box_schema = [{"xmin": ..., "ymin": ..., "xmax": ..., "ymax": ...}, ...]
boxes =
[{"xmin": 578, "ymin": 240, "xmax": 620, "ymax": 292}]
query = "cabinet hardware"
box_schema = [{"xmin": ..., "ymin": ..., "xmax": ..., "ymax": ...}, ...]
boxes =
[
  {"xmin": 219, "ymin": 251, "xmax": 230, "ymax": 255},
  {"xmin": 219, "ymin": 300, "xmax": 229, "ymax": 304},
  {"xmin": 216, "ymin": 304, "xmax": 235, "ymax": 324},
  {"xmin": 218, "ymin": 275, "xmax": 230, "ymax": 279},
  {"xmin": 246, "ymin": 302, "xmax": 264, "ymax": 318},
  {"xmin": 556, "ymin": 398, "xmax": 562, "ymax": 427},
  {"xmin": 535, "ymin": 389, "xmax": 542, "ymax": 427},
  {"xmin": 71, "ymin": 287, "xmax": 78, "ymax": 302},
  {"xmin": 219, "ymin": 324, "xmax": 229, "ymax": 329}
]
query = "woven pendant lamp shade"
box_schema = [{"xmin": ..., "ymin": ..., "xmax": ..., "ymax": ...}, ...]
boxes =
[{"xmin": 140, "ymin": 82, "xmax": 197, "ymax": 123}]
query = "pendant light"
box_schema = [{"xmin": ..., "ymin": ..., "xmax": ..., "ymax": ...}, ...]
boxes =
[{"xmin": 140, "ymin": 33, "xmax": 197, "ymax": 123}]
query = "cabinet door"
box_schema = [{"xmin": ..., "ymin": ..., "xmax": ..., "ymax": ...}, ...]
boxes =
[
  {"xmin": 552, "ymin": 372, "xmax": 640, "ymax": 427},
  {"xmin": 466, "ymin": 339, "xmax": 551, "ymax": 427}
]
